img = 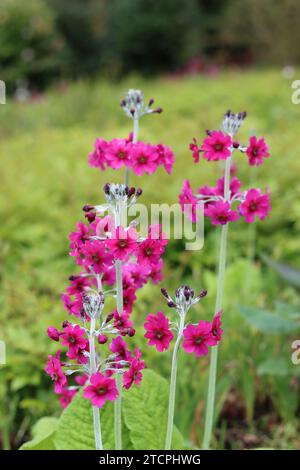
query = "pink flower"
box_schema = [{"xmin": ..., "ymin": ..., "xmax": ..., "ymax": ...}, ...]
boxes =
[
  {"xmin": 211, "ymin": 310, "xmax": 223, "ymax": 344},
  {"xmin": 240, "ymin": 188, "xmax": 271, "ymax": 223},
  {"xmin": 106, "ymin": 226, "xmax": 138, "ymax": 261},
  {"xmin": 136, "ymin": 238, "xmax": 165, "ymax": 266},
  {"xmin": 131, "ymin": 142, "xmax": 158, "ymax": 176},
  {"xmin": 216, "ymin": 176, "xmax": 241, "ymax": 197},
  {"xmin": 110, "ymin": 336, "xmax": 132, "ymax": 363},
  {"xmin": 59, "ymin": 387, "xmax": 77, "ymax": 409},
  {"xmin": 123, "ymin": 348, "xmax": 145, "ymax": 390},
  {"xmin": 113, "ymin": 310, "xmax": 133, "ymax": 335},
  {"xmin": 246, "ymin": 136, "xmax": 269, "ymax": 166},
  {"xmin": 206, "ymin": 201, "xmax": 240, "ymax": 225},
  {"xmin": 66, "ymin": 275, "xmax": 90, "ymax": 296},
  {"xmin": 88, "ymin": 138, "xmax": 108, "ymax": 170},
  {"xmin": 60, "ymin": 324, "xmax": 87, "ymax": 359},
  {"xmin": 122, "ymin": 288, "xmax": 137, "ymax": 314},
  {"xmin": 75, "ymin": 374, "xmax": 88, "ymax": 386},
  {"xmin": 155, "ymin": 144, "xmax": 175, "ymax": 174},
  {"xmin": 182, "ymin": 321, "xmax": 215, "ymax": 357},
  {"xmin": 69, "ymin": 221, "xmax": 90, "ymax": 259},
  {"xmin": 179, "ymin": 179, "xmax": 199, "ymax": 222},
  {"xmin": 45, "ymin": 351, "xmax": 67, "ymax": 394},
  {"xmin": 95, "ymin": 215, "xmax": 115, "ymax": 238},
  {"xmin": 123, "ymin": 263, "xmax": 150, "ymax": 289},
  {"xmin": 83, "ymin": 372, "xmax": 118, "ymax": 408},
  {"xmin": 47, "ymin": 326, "xmax": 60, "ymax": 341},
  {"xmin": 148, "ymin": 259, "xmax": 163, "ymax": 285},
  {"xmin": 81, "ymin": 240, "xmax": 112, "ymax": 273},
  {"xmin": 189, "ymin": 137, "xmax": 201, "ymax": 163},
  {"xmin": 144, "ymin": 311, "xmax": 174, "ymax": 352},
  {"xmin": 105, "ymin": 138, "xmax": 131, "ymax": 169},
  {"xmin": 61, "ymin": 294, "xmax": 84, "ymax": 319},
  {"xmin": 201, "ymin": 130, "xmax": 232, "ymax": 161}
]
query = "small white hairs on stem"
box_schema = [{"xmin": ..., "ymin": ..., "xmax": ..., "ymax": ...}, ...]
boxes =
[{"xmin": 222, "ymin": 109, "xmax": 247, "ymax": 136}]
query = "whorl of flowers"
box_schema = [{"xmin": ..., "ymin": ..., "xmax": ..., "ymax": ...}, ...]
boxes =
[
  {"xmin": 144, "ymin": 286, "xmax": 223, "ymax": 357},
  {"xmin": 46, "ymin": 184, "xmax": 168, "ymax": 408},
  {"xmin": 88, "ymin": 90, "xmax": 174, "ymax": 175},
  {"xmin": 180, "ymin": 110, "xmax": 271, "ymax": 226}
]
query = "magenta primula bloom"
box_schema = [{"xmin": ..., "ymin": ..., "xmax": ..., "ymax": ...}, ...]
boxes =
[
  {"xmin": 88, "ymin": 138, "xmax": 108, "ymax": 170},
  {"xmin": 182, "ymin": 321, "xmax": 215, "ymax": 357},
  {"xmin": 246, "ymin": 136, "xmax": 269, "ymax": 166},
  {"xmin": 179, "ymin": 179, "xmax": 199, "ymax": 223},
  {"xmin": 155, "ymin": 143, "xmax": 175, "ymax": 174},
  {"xmin": 216, "ymin": 176, "xmax": 241, "ymax": 197},
  {"xmin": 131, "ymin": 142, "xmax": 158, "ymax": 175},
  {"xmin": 60, "ymin": 324, "xmax": 88, "ymax": 359},
  {"xmin": 110, "ymin": 336, "xmax": 132, "ymax": 363},
  {"xmin": 47, "ymin": 326, "xmax": 60, "ymax": 342},
  {"xmin": 105, "ymin": 138, "xmax": 132, "ymax": 169},
  {"xmin": 144, "ymin": 311, "xmax": 174, "ymax": 352},
  {"xmin": 59, "ymin": 387, "xmax": 77, "ymax": 409},
  {"xmin": 240, "ymin": 188, "xmax": 271, "ymax": 223},
  {"xmin": 123, "ymin": 348, "xmax": 145, "ymax": 390},
  {"xmin": 206, "ymin": 201, "xmax": 240, "ymax": 225},
  {"xmin": 81, "ymin": 240, "xmax": 113, "ymax": 273},
  {"xmin": 189, "ymin": 137, "xmax": 201, "ymax": 163},
  {"xmin": 66, "ymin": 275, "xmax": 90, "ymax": 296},
  {"xmin": 211, "ymin": 310, "xmax": 223, "ymax": 345},
  {"xmin": 45, "ymin": 351, "xmax": 67, "ymax": 394},
  {"xmin": 83, "ymin": 372, "xmax": 118, "ymax": 408},
  {"xmin": 106, "ymin": 226, "xmax": 138, "ymax": 261},
  {"xmin": 201, "ymin": 130, "xmax": 232, "ymax": 161}
]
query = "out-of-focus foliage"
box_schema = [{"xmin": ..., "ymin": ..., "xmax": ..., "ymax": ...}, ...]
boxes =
[
  {"xmin": 0, "ymin": 0, "xmax": 66, "ymax": 92},
  {"xmin": 1, "ymin": 70, "xmax": 300, "ymax": 449}
]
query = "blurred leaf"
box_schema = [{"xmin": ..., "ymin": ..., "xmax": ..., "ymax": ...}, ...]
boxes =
[
  {"xmin": 123, "ymin": 369, "xmax": 185, "ymax": 450},
  {"xmin": 20, "ymin": 417, "xmax": 57, "ymax": 450},
  {"xmin": 239, "ymin": 306, "xmax": 299, "ymax": 335},
  {"xmin": 261, "ymin": 253, "xmax": 300, "ymax": 288},
  {"xmin": 257, "ymin": 358, "xmax": 290, "ymax": 377}
]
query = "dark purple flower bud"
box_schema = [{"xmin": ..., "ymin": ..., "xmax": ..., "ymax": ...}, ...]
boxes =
[
  {"xmin": 83, "ymin": 204, "xmax": 94, "ymax": 212},
  {"xmin": 168, "ymin": 301, "xmax": 176, "ymax": 308},
  {"xmin": 69, "ymin": 274, "xmax": 80, "ymax": 281},
  {"xmin": 161, "ymin": 287, "xmax": 169, "ymax": 298},
  {"xmin": 199, "ymin": 289, "xmax": 207, "ymax": 298},
  {"xmin": 103, "ymin": 183, "xmax": 110, "ymax": 195},
  {"xmin": 127, "ymin": 327, "xmax": 136, "ymax": 337},
  {"xmin": 47, "ymin": 326, "xmax": 60, "ymax": 341},
  {"xmin": 136, "ymin": 188, "xmax": 143, "ymax": 196},
  {"xmin": 148, "ymin": 98, "xmax": 154, "ymax": 107},
  {"xmin": 153, "ymin": 107, "xmax": 163, "ymax": 114},
  {"xmin": 62, "ymin": 320, "xmax": 71, "ymax": 328},
  {"xmin": 105, "ymin": 312, "xmax": 114, "ymax": 324},
  {"xmin": 97, "ymin": 334, "xmax": 108, "ymax": 345},
  {"xmin": 233, "ymin": 141, "xmax": 240, "ymax": 149},
  {"xmin": 85, "ymin": 212, "xmax": 96, "ymax": 223},
  {"xmin": 120, "ymin": 99, "xmax": 126, "ymax": 107},
  {"xmin": 128, "ymin": 187, "xmax": 136, "ymax": 197}
]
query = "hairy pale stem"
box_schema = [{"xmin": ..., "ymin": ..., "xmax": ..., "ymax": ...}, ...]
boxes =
[
  {"xmin": 125, "ymin": 116, "xmax": 139, "ymax": 186},
  {"xmin": 89, "ymin": 316, "xmax": 103, "ymax": 450},
  {"xmin": 165, "ymin": 314, "xmax": 185, "ymax": 450},
  {"xmin": 202, "ymin": 156, "xmax": 231, "ymax": 449}
]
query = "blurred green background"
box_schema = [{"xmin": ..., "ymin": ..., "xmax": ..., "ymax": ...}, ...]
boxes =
[{"xmin": 1, "ymin": 0, "xmax": 300, "ymax": 450}]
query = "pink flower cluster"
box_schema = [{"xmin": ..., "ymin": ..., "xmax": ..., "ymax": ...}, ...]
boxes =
[
  {"xmin": 180, "ymin": 112, "xmax": 271, "ymax": 226},
  {"xmin": 190, "ymin": 130, "xmax": 269, "ymax": 167},
  {"xmin": 46, "ymin": 185, "xmax": 168, "ymax": 409},
  {"xmin": 89, "ymin": 135, "xmax": 175, "ymax": 176},
  {"xmin": 144, "ymin": 286, "xmax": 223, "ymax": 358}
]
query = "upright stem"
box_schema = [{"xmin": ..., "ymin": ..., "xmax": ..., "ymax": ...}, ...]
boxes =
[
  {"xmin": 89, "ymin": 316, "xmax": 103, "ymax": 450},
  {"xmin": 202, "ymin": 156, "xmax": 231, "ymax": 449},
  {"xmin": 165, "ymin": 314, "xmax": 185, "ymax": 450},
  {"xmin": 125, "ymin": 117, "xmax": 139, "ymax": 186}
]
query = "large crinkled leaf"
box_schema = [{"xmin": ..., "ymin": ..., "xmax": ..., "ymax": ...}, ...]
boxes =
[
  {"xmin": 55, "ymin": 390, "xmax": 118, "ymax": 450},
  {"xmin": 123, "ymin": 369, "xmax": 185, "ymax": 450},
  {"xmin": 20, "ymin": 417, "xmax": 58, "ymax": 450},
  {"xmin": 239, "ymin": 306, "xmax": 299, "ymax": 335}
]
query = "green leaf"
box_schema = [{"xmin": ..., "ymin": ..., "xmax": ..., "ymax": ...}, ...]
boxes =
[
  {"xmin": 55, "ymin": 390, "xmax": 120, "ymax": 450},
  {"xmin": 123, "ymin": 369, "xmax": 185, "ymax": 450},
  {"xmin": 257, "ymin": 358, "xmax": 290, "ymax": 377},
  {"xmin": 20, "ymin": 417, "xmax": 58, "ymax": 450},
  {"xmin": 239, "ymin": 306, "xmax": 299, "ymax": 335},
  {"xmin": 261, "ymin": 253, "xmax": 300, "ymax": 288}
]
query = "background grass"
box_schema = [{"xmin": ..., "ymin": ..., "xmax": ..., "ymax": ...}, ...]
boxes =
[{"xmin": 1, "ymin": 69, "xmax": 300, "ymax": 449}]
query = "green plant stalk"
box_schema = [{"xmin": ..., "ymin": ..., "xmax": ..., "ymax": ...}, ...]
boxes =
[
  {"xmin": 89, "ymin": 316, "xmax": 103, "ymax": 450},
  {"xmin": 125, "ymin": 116, "xmax": 139, "ymax": 186},
  {"xmin": 202, "ymin": 155, "xmax": 231, "ymax": 449},
  {"xmin": 165, "ymin": 313, "xmax": 185, "ymax": 450}
]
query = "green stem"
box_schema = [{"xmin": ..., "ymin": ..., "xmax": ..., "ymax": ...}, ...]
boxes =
[
  {"xmin": 114, "ymin": 374, "xmax": 123, "ymax": 450},
  {"xmin": 202, "ymin": 156, "xmax": 231, "ymax": 449},
  {"xmin": 165, "ymin": 315, "xmax": 184, "ymax": 450},
  {"xmin": 89, "ymin": 316, "xmax": 103, "ymax": 450},
  {"xmin": 125, "ymin": 117, "xmax": 139, "ymax": 186}
]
